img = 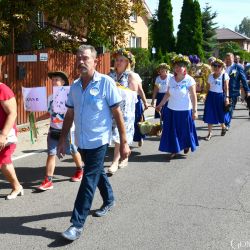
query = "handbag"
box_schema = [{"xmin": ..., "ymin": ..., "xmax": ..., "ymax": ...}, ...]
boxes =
[{"xmin": 0, "ymin": 128, "xmax": 18, "ymax": 146}]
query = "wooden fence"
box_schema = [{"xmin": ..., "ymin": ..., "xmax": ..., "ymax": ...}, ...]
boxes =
[{"xmin": 0, "ymin": 49, "xmax": 110, "ymax": 124}]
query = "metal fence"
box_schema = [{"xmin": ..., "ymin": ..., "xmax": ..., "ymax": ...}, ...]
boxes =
[{"xmin": 0, "ymin": 49, "xmax": 110, "ymax": 124}]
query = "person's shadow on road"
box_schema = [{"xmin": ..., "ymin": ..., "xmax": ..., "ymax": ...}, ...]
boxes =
[{"xmin": 0, "ymin": 211, "xmax": 96, "ymax": 248}]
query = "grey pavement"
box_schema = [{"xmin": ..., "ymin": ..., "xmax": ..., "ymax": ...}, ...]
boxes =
[{"xmin": 0, "ymin": 101, "xmax": 250, "ymax": 250}]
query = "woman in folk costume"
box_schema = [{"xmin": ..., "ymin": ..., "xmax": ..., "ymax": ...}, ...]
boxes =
[
  {"xmin": 203, "ymin": 58, "xmax": 230, "ymax": 140},
  {"xmin": 151, "ymin": 63, "xmax": 173, "ymax": 118},
  {"xmin": 108, "ymin": 49, "xmax": 147, "ymax": 174},
  {"xmin": 156, "ymin": 54, "xmax": 199, "ymax": 159}
]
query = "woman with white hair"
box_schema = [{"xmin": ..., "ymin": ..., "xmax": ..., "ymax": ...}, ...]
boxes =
[{"xmin": 108, "ymin": 49, "xmax": 148, "ymax": 174}]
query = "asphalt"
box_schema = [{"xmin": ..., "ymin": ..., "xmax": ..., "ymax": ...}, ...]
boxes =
[{"xmin": 0, "ymin": 100, "xmax": 250, "ymax": 250}]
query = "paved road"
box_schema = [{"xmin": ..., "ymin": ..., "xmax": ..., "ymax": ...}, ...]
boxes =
[{"xmin": 0, "ymin": 102, "xmax": 250, "ymax": 250}]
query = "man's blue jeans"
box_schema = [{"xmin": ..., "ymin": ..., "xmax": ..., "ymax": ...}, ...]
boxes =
[{"xmin": 70, "ymin": 144, "xmax": 114, "ymax": 228}]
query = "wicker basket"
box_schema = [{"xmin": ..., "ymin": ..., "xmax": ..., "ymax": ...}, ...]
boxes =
[{"xmin": 138, "ymin": 106, "xmax": 162, "ymax": 136}]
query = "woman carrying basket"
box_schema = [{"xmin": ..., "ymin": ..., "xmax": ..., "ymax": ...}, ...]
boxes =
[{"xmin": 156, "ymin": 55, "xmax": 199, "ymax": 159}]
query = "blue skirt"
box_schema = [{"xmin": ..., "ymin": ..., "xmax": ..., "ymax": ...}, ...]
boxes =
[
  {"xmin": 155, "ymin": 92, "xmax": 166, "ymax": 118},
  {"xmin": 159, "ymin": 107, "xmax": 199, "ymax": 153},
  {"xmin": 133, "ymin": 95, "xmax": 146, "ymax": 142},
  {"xmin": 203, "ymin": 91, "xmax": 225, "ymax": 124}
]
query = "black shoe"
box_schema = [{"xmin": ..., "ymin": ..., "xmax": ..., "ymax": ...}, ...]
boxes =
[
  {"xmin": 184, "ymin": 148, "xmax": 189, "ymax": 154},
  {"xmin": 94, "ymin": 201, "xmax": 115, "ymax": 217},
  {"xmin": 221, "ymin": 128, "xmax": 227, "ymax": 136}
]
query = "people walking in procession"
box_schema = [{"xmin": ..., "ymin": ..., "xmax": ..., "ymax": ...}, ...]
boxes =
[
  {"xmin": 37, "ymin": 71, "xmax": 83, "ymax": 191},
  {"xmin": 151, "ymin": 63, "xmax": 173, "ymax": 118},
  {"xmin": 57, "ymin": 45, "xmax": 130, "ymax": 241},
  {"xmin": 224, "ymin": 53, "xmax": 250, "ymax": 129},
  {"xmin": 156, "ymin": 54, "xmax": 199, "ymax": 159},
  {"xmin": 203, "ymin": 59, "xmax": 230, "ymax": 140},
  {"xmin": 0, "ymin": 82, "xmax": 23, "ymax": 200}
]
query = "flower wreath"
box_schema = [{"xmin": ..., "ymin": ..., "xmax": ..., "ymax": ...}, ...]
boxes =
[
  {"xmin": 211, "ymin": 58, "xmax": 225, "ymax": 67},
  {"xmin": 171, "ymin": 54, "xmax": 191, "ymax": 66},
  {"xmin": 157, "ymin": 63, "xmax": 170, "ymax": 71},
  {"xmin": 113, "ymin": 48, "xmax": 136, "ymax": 66}
]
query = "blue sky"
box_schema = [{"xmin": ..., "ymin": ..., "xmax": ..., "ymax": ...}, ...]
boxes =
[{"xmin": 145, "ymin": 0, "xmax": 249, "ymax": 34}]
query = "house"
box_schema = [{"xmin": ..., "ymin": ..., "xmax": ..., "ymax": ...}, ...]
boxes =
[
  {"xmin": 126, "ymin": 1, "xmax": 152, "ymax": 49},
  {"xmin": 215, "ymin": 28, "xmax": 250, "ymax": 53}
]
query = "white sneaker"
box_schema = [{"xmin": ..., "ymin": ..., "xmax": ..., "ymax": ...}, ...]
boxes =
[
  {"xmin": 62, "ymin": 225, "xmax": 83, "ymax": 241},
  {"xmin": 108, "ymin": 162, "xmax": 119, "ymax": 174},
  {"xmin": 118, "ymin": 158, "xmax": 128, "ymax": 169}
]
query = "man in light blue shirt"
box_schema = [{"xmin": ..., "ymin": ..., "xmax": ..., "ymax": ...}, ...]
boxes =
[{"xmin": 57, "ymin": 45, "xmax": 130, "ymax": 241}]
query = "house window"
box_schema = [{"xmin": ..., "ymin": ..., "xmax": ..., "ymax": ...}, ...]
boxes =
[
  {"xmin": 130, "ymin": 11, "xmax": 137, "ymax": 22},
  {"xmin": 130, "ymin": 36, "xmax": 141, "ymax": 48}
]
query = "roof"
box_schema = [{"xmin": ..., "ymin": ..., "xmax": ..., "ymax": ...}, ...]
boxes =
[
  {"xmin": 143, "ymin": 0, "xmax": 153, "ymax": 18},
  {"xmin": 216, "ymin": 28, "xmax": 250, "ymax": 41}
]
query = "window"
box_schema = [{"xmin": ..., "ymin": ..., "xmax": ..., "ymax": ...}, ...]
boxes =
[
  {"xmin": 130, "ymin": 11, "xmax": 137, "ymax": 22},
  {"xmin": 129, "ymin": 36, "xmax": 141, "ymax": 48}
]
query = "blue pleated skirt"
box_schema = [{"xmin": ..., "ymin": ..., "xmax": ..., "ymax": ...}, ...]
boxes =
[
  {"xmin": 155, "ymin": 92, "xmax": 165, "ymax": 118},
  {"xmin": 203, "ymin": 91, "xmax": 225, "ymax": 124},
  {"xmin": 159, "ymin": 107, "xmax": 199, "ymax": 153},
  {"xmin": 133, "ymin": 95, "xmax": 146, "ymax": 142}
]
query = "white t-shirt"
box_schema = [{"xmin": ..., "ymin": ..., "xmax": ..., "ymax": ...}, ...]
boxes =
[
  {"xmin": 167, "ymin": 74, "xmax": 196, "ymax": 111},
  {"xmin": 208, "ymin": 72, "xmax": 230, "ymax": 93},
  {"xmin": 155, "ymin": 74, "xmax": 173, "ymax": 93}
]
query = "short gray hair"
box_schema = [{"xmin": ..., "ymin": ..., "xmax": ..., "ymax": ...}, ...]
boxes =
[
  {"xmin": 77, "ymin": 45, "xmax": 97, "ymax": 58},
  {"xmin": 226, "ymin": 52, "xmax": 234, "ymax": 58}
]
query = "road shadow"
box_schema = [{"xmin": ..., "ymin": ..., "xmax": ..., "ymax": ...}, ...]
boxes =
[
  {"xmin": 0, "ymin": 165, "xmax": 79, "ymax": 192},
  {"xmin": 0, "ymin": 210, "xmax": 97, "ymax": 248},
  {"xmin": 128, "ymin": 153, "xmax": 186, "ymax": 163}
]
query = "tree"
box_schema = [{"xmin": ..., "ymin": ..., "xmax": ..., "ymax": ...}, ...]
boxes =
[
  {"xmin": 152, "ymin": 0, "xmax": 175, "ymax": 55},
  {"xmin": 191, "ymin": 0, "xmax": 204, "ymax": 59},
  {"xmin": 176, "ymin": 0, "xmax": 194, "ymax": 55},
  {"xmin": 201, "ymin": 4, "xmax": 218, "ymax": 58},
  {"xmin": 176, "ymin": 0, "xmax": 204, "ymax": 60},
  {"xmin": 0, "ymin": 0, "xmax": 145, "ymax": 54},
  {"xmin": 235, "ymin": 17, "xmax": 250, "ymax": 38},
  {"xmin": 218, "ymin": 41, "xmax": 250, "ymax": 61}
]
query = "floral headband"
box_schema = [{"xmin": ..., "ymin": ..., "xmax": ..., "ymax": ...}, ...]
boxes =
[
  {"xmin": 113, "ymin": 48, "xmax": 136, "ymax": 66},
  {"xmin": 157, "ymin": 63, "xmax": 170, "ymax": 71},
  {"xmin": 171, "ymin": 54, "xmax": 191, "ymax": 66},
  {"xmin": 211, "ymin": 58, "xmax": 225, "ymax": 67}
]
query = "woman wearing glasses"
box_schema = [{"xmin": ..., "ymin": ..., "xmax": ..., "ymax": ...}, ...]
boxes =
[{"xmin": 203, "ymin": 58, "xmax": 230, "ymax": 140}]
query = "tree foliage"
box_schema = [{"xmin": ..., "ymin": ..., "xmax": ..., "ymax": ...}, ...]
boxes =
[
  {"xmin": 152, "ymin": 0, "xmax": 175, "ymax": 55},
  {"xmin": 235, "ymin": 17, "xmax": 250, "ymax": 38},
  {"xmin": 0, "ymin": 0, "xmax": 144, "ymax": 54},
  {"xmin": 176, "ymin": 0, "xmax": 204, "ymax": 59},
  {"xmin": 201, "ymin": 3, "xmax": 218, "ymax": 58},
  {"xmin": 176, "ymin": 0, "xmax": 194, "ymax": 55},
  {"xmin": 218, "ymin": 41, "xmax": 250, "ymax": 61}
]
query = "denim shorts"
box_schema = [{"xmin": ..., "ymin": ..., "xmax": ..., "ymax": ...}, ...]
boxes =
[{"xmin": 47, "ymin": 130, "xmax": 78, "ymax": 156}]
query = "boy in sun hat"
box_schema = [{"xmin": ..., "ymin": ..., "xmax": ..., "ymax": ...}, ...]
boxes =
[{"xmin": 37, "ymin": 71, "xmax": 84, "ymax": 191}]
